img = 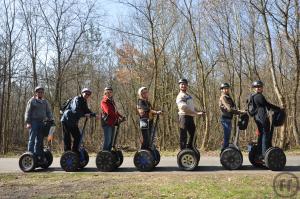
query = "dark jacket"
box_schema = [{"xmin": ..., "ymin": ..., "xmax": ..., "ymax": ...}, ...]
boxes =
[
  {"xmin": 137, "ymin": 99, "xmax": 152, "ymax": 119},
  {"xmin": 219, "ymin": 93, "xmax": 241, "ymax": 119},
  {"xmin": 61, "ymin": 95, "xmax": 92, "ymax": 126},
  {"xmin": 101, "ymin": 95, "xmax": 122, "ymax": 126},
  {"xmin": 253, "ymin": 93, "xmax": 280, "ymax": 129}
]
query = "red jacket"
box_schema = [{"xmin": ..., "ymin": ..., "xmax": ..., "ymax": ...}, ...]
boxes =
[{"xmin": 100, "ymin": 96, "xmax": 122, "ymax": 126}]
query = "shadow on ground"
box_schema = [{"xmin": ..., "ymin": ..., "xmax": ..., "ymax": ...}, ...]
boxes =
[{"xmin": 33, "ymin": 165, "xmax": 300, "ymax": 173}]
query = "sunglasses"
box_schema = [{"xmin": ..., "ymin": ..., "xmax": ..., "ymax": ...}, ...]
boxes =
[{"xmin": 85, "ymin": 92, "xmax": 91, "ymax": 96}]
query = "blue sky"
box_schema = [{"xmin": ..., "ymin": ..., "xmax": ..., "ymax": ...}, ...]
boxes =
[{"xmin": 99, "ymin": 0, "xmax": 130, "ymax": 38}]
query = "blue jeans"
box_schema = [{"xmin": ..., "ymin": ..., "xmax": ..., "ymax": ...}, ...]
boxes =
[
  {"xmin": 221, "ymin": 118, "xmax": 232, "ymax": 150},
  {"xmin": 102, "ymin": 125, "xmax": 115, "ymax": 151},
  {"xmin": 256, "ymin": 123, "xmax": 271, "ymax": 156},
  {"xmin": 27, "ymin": 121, "xmax": 44, "ymax": 156}
]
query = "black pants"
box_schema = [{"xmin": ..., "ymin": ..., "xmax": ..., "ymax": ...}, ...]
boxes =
[
  {"xmin": 141, "ymin": 120, "xmax": 153, "ymax": 150},
  {"xmin": 179, "ymin": 115, "xmax": 195, "ymax": 150},
  {"xmin": 62, "ymin": 122, "xmax": 81, "ymax": 152}
]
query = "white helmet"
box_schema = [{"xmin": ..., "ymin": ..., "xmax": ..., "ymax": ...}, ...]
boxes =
[
  {"xmin": 138, "ymin": 87, "xmax": 147, "ymax": 97},
  {"xmin": 81, "ymin": 88, "xmax": 92, "ymax": 94}
]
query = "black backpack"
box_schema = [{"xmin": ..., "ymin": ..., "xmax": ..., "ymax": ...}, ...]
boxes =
[
  {"xmin": 247, "ymin": 94, "xmax": 257, "ymax": 117},
  {"xmin": 238, "ymin": 113, "xmax": 249, "ymax": 130},
  {"xmin": 60, "ymin": 97, "xmax": 73, "ymax": 115},
  {"xmin": 272, "ymin": 109, "xmax": 286, "ymax": 127}
]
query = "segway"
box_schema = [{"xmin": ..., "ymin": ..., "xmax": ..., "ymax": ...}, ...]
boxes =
[
  {"xmin": 96, "ymin": 117, "xmax": 125, "ymax": 172},
  {"xmin": 60, "ymin": 117, "xmax": 90, "ymax": 172},
  {"xmin": 220, "ymin": 113, "xmax": 249, "ymax": 170},
  {"xmin": 19, "ymin": 120, "xmax": 55, "ymax": 172},
  {"xmin": 248, "ymin": 109, "xmax": 286, "ymax": 171},
  {"xmin": 133, "ymin": 114, "xmax": 161, "ymax": 171},
  {"xmin": 177, "ymin": 127, "xmax": 200, "ymax": 171}
]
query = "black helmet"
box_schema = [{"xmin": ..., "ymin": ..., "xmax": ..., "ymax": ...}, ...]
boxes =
[
  {"xmin": 220, "ymin": 83, "xmax": 230, "ymax": 90},
  {"xmin": 104, "ymin": 86, "xmax": 113, "ymax": 91},
  {"xmin": 35, "ymin": 86, "xmax": 44, "ymax": 92},
  {"xmin": 252, "ymin": 80, "xmax": 264, "ymax": 88},
  {"xmin": 178, "ymin": 78, "xmax": 188, "ymax": 84}
]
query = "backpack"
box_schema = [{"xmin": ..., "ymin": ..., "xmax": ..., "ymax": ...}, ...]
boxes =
[
  {"xmin": 60, "ymin": 97, "xmax": 73, "ymax": 115},
  {"xmin": 247, "ymin": 94, "xmax": 257, "ymax": 117},
  {"xmin": 238, "ymin": 113, "xmax": 249, "ymax": 130},
  {"xmin": 272, "ymin": 109, "xmax": 286, "ymax": 127}
]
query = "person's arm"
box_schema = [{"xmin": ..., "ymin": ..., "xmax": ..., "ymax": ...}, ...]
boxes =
[
  {"xmin": 101, "ymin": 100, "xmax": 115, "ymax": 116},
  {"xmin": 46, "ymin": 100, "xmax": 54, "ymax": 120},
  {"xmin": 176, "ymin": 97, "xmax": 197, "ymax": 115},
  {"xmin": 24, "ymin": 98, "xmax": 32, "ymax": 125},
  {"xmin": 220, "ymin": 95, "xmax": 242, "ymax": 114},
  {"xmin": 79, "ymin": 97, "xmax": 93, "ymax": 114},
  {"xmin": 137, "ymin": 100, "xmax": 150, "ymax": 117},
  {"xmin": 256, "ymin": 95, "xmax": 280, "ymax": 110}
]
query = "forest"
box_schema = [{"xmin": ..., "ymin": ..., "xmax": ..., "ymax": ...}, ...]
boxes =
[{"xmin": 0, "ymin": 0, "xmax": 299, "ymax": 154}]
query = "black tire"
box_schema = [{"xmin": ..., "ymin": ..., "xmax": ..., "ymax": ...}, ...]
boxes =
[
  {"xmin": 40, "ymin": 150, "xmax": 53, "ymax": 169},
  {"xmin": 177, "ymin": 149, "xmax": 198, "ymax": 171},
  {"xmin": 19, "ymin": 152, "xmax": 36, "ymax": 172},
  {"xmin": 152, "ymin": 149, "xmax": 161, "ymax": 167},
  {"xmin": 78, "ymin": 149, "xmax": 89, "ymax": 169},
  {"xmin": 220, "ymin": 148, "xmax": 243, "ymax": 170},
  {"xmin": 248, "ymin": 144, "xmax": 264, "ymax": 168},
  {"xmin": 265, "ymin": 147, "xmax": 286, "ymax": 171},
  {"xmin": 194, "ymin": 148, "xmax": 200, "ymax": 165},
  {"xmin": 114, "ymin": 150, "xmax": 124, "ymax": 168},
  {"xmin": 60, "ymin": 151, "xmax": 79, "ymax": 172},
  {"xmin": 96, "ymin": 151, "xmax": 117, "ymax": 172},
  {"xmin": 133, "ymin": 150, "xmax": 154, "ymax": 171}
]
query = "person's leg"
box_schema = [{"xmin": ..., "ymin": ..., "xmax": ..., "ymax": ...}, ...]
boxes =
[
  {"xmin": 255, "ymin": 122, "xmax": 264, "ymax": 157},
  {"xmin": 187, "ymin": 117, "xmax": 196, "ymax": 148},
  {"xmin": 71, "ymin": 125, "xmax": 81, "ymax": 153},
  {"xmin": 262, "ymin": 126, "xmax": 271, "ymax": 156},
  {"xmin": 27, "ymin": 121, "xmax": 38, "ymax": 153},
  {"xmin": 179, "ymin": 115, "xmax": 187, "ymax": 149},
  {"xmin": 108, "ymin": 126, "xmax": 115, "ymax": 151},
  {"xmin": 62, "ymin": 122, "xmax": 72, "ymax": 151},
  {"xmin": 102, "ymin": 125, "xmax": 113, "ymax": 151},
  {"xmin": 221, "ymin": 118, "xmax": 232, "ymax": 151},
  {"xmin": 141, "ymin": 128, "xmax": 150, "ymax": 149},
  {"xmin": 35, "ymin": 121, "xmax": 44, "ymax": 157}
]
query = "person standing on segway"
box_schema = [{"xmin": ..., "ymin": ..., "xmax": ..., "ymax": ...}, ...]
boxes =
[
  {"xmin": 176, "ymin": 78, "xmax": 205, "ymax": 150},
  {"xmin": 249, "ymin": 80, "xmax": 281, "ymax": 161},
  {"xmin": 61, "ymin": 88, "xmax": 97, "ymax": 155},
  {"xmin": 137, "ymin": 87, "xmax": 162, "ymax": 150},
  {"xmin": 219, "ymin": 83, "xmax": 245, "ymax": 152},
  {"xmin": 100, "ymin": 87, "xmax": 125, "ymax": 151},
  {"xmin": 24, "ymin": 86, "xmax": 54, "ymax": 164}
]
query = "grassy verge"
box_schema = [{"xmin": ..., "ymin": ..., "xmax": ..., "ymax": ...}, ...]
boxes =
[{"xmin": 1, "ymin": 172, "xmax": 299, "ymax": 198}]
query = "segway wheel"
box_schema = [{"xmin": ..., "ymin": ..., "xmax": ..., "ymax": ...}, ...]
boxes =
[
  {"xmin": 248, "ymin": 144, "xmax": 264, "ymax": 168},
  {"xmin": 220, "ymin": 148, "xmax": 243, "ymax": 170},
  {"xmin": 133, "ymin": 150, "xmax": 154, "ymax": 171},
  {"xmin": 177, "ymin": 149, "xmax": 198, "ymax": 171},
  {"xmin": 19, "ymin": 152, "xmax": 36, "ymax": 172},
  {"xmin": 114, "ymin": 150, "xmax": 124, "ymax": 168},
  {"xmin": 78, "ymin": 149, "xmax": 89, "ymax": 169},
  {"xmin": 60, "ymin": 151, "xmax": 79, "ymax": 172},
  {"xmin": 265, "ymin": 147, "xmax": 286, "ymax": 171},
  {"xmin": 194, "ymin": 148, "xmax": 201, "ymax": 165},
  {"xmin": 152, "ymin": 149, "xmax": 161, "ymax": 167},
  {"xmin": 40, "ymin": 149, "xmax": 53, "ymax": 169},
  {"xmin": 96, "ymin": 151, "xmax": 117, "ymax": 172}
]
